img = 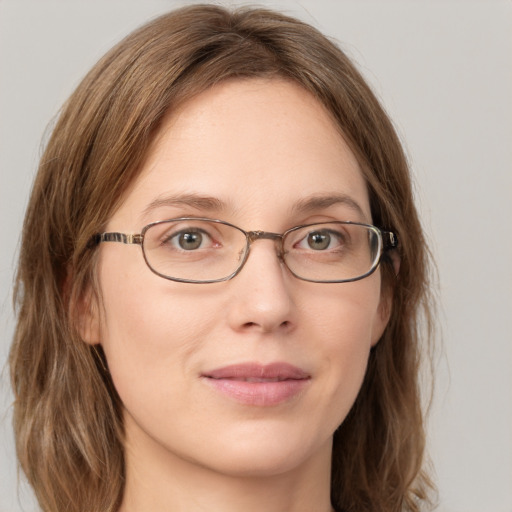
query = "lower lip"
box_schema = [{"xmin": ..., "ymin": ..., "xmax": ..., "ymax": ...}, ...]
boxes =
[{"xmin": 202, "ymin": 378, "xmax": 309, "ymax": 406}]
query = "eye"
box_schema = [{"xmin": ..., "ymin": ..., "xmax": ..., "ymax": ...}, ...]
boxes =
[
  {"xmin": 176, "ymin": 230, "xmax": 205, "ymax": 250},
  {"xmin": 296, "ymin": 229, "xmax": 345, "ymax": 251},
  {"xmin": 164, "ymin": 228, "xmax": 215, "ymax": 251},
  {"xmin": 307, "ymin": 232, "xmax": 330, "ymax": 250}
]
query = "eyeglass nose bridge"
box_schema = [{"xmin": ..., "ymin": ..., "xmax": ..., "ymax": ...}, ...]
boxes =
[
  {"xmin": 243, "ymin": 230, "xmax": 287, "ymax": 268},
  {"xmin": 247, "ymin": 230, "xmax": 283, "ymax": 243}
]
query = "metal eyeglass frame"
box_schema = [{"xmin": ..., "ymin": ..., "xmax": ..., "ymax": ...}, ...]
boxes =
[{"xmin": 91, "ymin": 217, "xmax": 399, "ymax": 284}]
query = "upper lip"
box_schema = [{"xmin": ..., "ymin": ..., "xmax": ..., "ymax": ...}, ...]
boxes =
[{"xmin": 202, "ymin": 362, "xmax": 310, "ymax": 381}]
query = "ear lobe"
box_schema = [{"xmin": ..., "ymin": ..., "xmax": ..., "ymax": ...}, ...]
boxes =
[
  {"xmin": 76, "ymin": 287, "xmax": 101, "ymax": 345},
  {"xmin": 371, "ymin": 288, "xmax": 393, "ymax": 347},
  {"xmin": 389, "ymin": 250, "xmax": 401, "ymax": 277}
]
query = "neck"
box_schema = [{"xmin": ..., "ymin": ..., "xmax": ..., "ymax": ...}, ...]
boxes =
[{"xmin": 118, "ymin": 418, "xmax": 335, "ymax": 512}]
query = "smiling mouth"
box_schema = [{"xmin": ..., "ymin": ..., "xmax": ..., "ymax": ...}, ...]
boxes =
[{"xmin": 201, "ymin": 362, "xmax": 310, "ymax": 406}]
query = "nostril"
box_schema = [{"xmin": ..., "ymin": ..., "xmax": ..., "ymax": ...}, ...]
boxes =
[
  {"xmin": 241, "ymin": 320, "xmax": 291, "ymax": 332},
  {"xmin": 243, "ymin": 322, "xmax": 258, "ymax": 328}
]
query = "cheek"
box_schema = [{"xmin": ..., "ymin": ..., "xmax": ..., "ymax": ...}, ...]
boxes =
[
  {"xmin": 100, "ymin": 290, "xmax": 214, "ymax": 372},
  {"xmin": 302, "ymin": 280, "xmax": 381, "ymax": 422},
  {"xmin": 302, "ymin": 276, "xmax": 382, "ymax": 352},
  {"xmin": 95, "ymin": 252, "xmax": 219, "ymax": 409}
]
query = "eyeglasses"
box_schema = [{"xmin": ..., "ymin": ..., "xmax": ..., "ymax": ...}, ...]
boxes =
[{"xmin": 92, "ymin": 217, "xmax": 398, "ymax": 284}]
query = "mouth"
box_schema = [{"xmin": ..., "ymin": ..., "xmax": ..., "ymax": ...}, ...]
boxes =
[{"xmin": 201, "ymin": 362, "xmax": 310, "ymax": 406}]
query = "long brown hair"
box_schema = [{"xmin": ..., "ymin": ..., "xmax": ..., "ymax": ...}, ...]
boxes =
[{"xmin": 10, "ymin": 5, "xmax": 435, "ymax": 511}]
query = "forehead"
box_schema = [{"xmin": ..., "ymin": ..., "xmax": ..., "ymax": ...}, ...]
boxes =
[{"xmin": 113, "ymin": 78, "xmax": 370, "ymax": 228}]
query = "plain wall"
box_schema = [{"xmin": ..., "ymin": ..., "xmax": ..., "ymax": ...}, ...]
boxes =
[{"xmin": 1, "ymin": 1, "xmax": 511, "ymax": 511}]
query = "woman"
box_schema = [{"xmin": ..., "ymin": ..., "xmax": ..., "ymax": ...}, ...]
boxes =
[{"xmin": 10, "ymin": 5, "xmax": 435, "ymax": 512}]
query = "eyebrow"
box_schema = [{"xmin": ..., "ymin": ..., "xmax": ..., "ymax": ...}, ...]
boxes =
[
  {"xmin": 141, "ymin": 192, "xmax": 367, "ymax": 222},
  {"xmin": 292, "ymin": 194, "xmax": 367, "ymax": 220},
  {"xmin": 141, "ymin": 193, "xmax": 227, "ymax": 219}
]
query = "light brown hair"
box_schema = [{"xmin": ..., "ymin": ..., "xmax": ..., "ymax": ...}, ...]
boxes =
[{"xmin": 10, "ymin": 5, "xmax": 435, "ymax": 511}]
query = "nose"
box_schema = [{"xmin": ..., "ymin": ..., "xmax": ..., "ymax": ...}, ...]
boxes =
[{"xmin": 226, "ymin": 239, "xmax": 296, "ymax": 334}]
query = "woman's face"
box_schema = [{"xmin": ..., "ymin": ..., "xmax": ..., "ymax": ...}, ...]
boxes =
[{"xmin": 89, "ymin": 79, "xmax": 389, "ymax": 479}]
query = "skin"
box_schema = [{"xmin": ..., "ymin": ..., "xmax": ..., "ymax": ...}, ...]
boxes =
[{"xmin": 83, "ymin": 78, "xmax": 390, "ymax": 512}]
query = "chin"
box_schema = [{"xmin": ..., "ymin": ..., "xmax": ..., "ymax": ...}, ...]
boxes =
[{"xmin": 191, "ymin": 425, "xmax": 333, "ymax": 478}]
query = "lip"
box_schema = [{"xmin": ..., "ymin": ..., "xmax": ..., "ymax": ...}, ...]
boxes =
[{"xmin": 201, "ymin": 362, "xmax": 310, "ymax": 406}]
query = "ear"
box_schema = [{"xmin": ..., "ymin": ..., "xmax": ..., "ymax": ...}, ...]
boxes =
[
  {"xmin": 75, "ymin": 285, "xmax": 101, "ymax": 345},
  {"xmin": 370, "ymin": 248, "xmax": 400, "ymax": 346},
  {"xmin": 370, "ymin": 284, "xmax": 393, "ymax": 347}
]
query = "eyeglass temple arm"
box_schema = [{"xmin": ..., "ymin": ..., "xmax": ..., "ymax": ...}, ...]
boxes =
[
  {"xmin": 92, "ymin": 232, "xmax": 143, "ymax": 245},
  {"xmin": 382, "ymin": 231, "xmax": 398, "ymax": 251}
]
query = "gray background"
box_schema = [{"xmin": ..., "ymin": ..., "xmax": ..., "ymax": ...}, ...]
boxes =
[{"xmin": 1, "ymin": 1, "xmax": 511, "ymax": 511}]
